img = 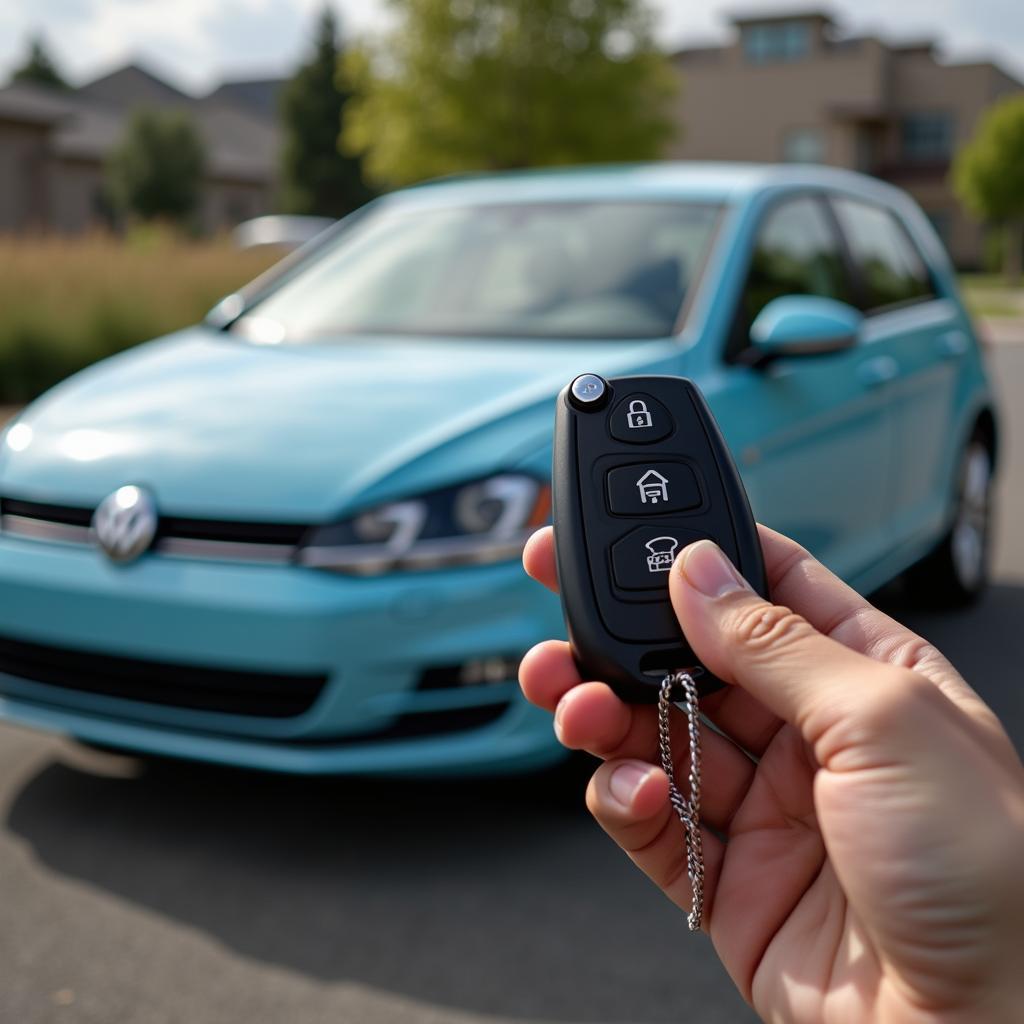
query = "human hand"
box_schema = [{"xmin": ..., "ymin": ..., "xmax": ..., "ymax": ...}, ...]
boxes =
[{"xmin": 520, "ymin": 525, "xmax": 1024, "ymax": 1023}]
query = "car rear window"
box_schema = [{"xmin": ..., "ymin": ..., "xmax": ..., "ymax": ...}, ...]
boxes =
[{"xmin": 831, "ymin": 197, "xmax": 936, "ymax": 312}]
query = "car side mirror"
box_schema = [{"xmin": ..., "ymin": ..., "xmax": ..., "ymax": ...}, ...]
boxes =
[{"xmin": 748, "ymin": 296, "xmax": 863, "ymax": 366}]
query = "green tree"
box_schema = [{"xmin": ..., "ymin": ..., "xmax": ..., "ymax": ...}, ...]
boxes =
[
  {"xmin": 10, "ymin": 34, "xmax": 68, "ymax": 90},
  {"xmin": 280, "ymin": 5, "xmax": 373, "ymax": 217},
  {"xmin": 106, "ymin": 109, "xmax": 205, "ymax": 225},
  {"xmin": 953, "ymin": 95, "xmax": 1024, "ymax": 282},
  {"xmin": 342, "ymin": 0, "xmax": 678, "ymax": 187}
]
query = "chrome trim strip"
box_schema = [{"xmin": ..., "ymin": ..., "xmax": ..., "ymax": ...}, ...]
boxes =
[
  {"xmin": 0, "ymin": 515, "xmax": 92, "ymax": 545},
  {"xmin": 298, "ymin": 532, "xmax": 530, "ymax": 574},
  {"xmin": 1, "ymin": 513, "xmax": 529, "ymax": 571},
  {"xmin": 0, "ymin": 515, "xmax": 295, "ymax": 565},
  {"xmin": 156, "ymin": 537, "xmax": 295, "ymax": 564}
]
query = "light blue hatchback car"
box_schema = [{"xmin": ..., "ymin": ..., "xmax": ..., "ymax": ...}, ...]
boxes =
[{"xmin": 0, "ymin": 164, "xmax": 997, "ymax": 774}]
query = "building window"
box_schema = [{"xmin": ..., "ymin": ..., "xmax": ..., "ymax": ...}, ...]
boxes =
[
  {"xmin": 900, "ymin": 112, "xmax": 954, "ymax": 162},
  {"xmin": 782, "ymin": 128, "xmax": 824, "ymax": 164},
  {"xmin": 743, "ymin": 21, "xmax": 811, "ymax": 64}
]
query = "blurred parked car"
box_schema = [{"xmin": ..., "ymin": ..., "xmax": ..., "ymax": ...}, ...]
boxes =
[
  {"xmin": 232, "ymin": 214, "xmax": 335, "ymax": 251},
  {"xmin": 0, "ymin": 164, "xmax": 997, "ymax": 774}
]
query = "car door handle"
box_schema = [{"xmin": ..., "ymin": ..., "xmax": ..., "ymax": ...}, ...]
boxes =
[
  {"xmin": 857, "ymin": 355, "xmax": 900, "ymax": 389},
  {"xmin": 937, "ymin": 330, "xmax": 970, "ymax": 359}
]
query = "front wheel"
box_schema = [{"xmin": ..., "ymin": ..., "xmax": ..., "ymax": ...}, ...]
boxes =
[{"xmin": 902, "ymin": 434, "xmax": 994, "ymax": 607}]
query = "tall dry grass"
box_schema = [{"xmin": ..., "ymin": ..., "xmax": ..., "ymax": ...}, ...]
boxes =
[{"xmin": 0, "ymin": 231, "xmax": 280, "ymax": 403}]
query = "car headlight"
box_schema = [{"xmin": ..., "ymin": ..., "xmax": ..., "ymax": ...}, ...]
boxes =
[{"xmin": 298, "ymin": 474, "xmax": 551, "ymax": 575}]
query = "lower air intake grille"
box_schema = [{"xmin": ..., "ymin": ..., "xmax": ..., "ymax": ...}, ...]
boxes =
[{"xmin": 0, "ymin": 634, "xmax": 327, "ymax": 718}]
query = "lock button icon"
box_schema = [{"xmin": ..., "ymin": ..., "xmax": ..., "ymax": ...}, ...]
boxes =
[
  {"xmin": 610, "ymin": 393, "xmax": 672, "ymax": 444},
  {"xmin": 627, "ymin": 399, "xmax": 653, "ymax": 430}
]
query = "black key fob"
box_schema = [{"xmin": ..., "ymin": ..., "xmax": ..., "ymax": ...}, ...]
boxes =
[{"xmin": 552, "ymin": 373, "xmax": 767, "ymax": 703}]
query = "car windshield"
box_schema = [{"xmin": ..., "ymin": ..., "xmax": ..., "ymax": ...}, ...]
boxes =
[{"xmin": 233, "ymin": 200, "xmax": 722, "ymax": 342}]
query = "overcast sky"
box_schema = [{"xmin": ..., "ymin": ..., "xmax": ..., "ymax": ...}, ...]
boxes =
[{"xmin": 1, "ymin": 0, "xmax": 1022, "ymax": 95}]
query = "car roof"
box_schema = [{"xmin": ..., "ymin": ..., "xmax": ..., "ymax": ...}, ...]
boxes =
[{"xmin": 386, "ymin": 161, "xmax": 904, "ymax": 208}]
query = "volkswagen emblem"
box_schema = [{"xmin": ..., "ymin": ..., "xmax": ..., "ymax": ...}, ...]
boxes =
[{"xmin": 92, "ymin": 485, "xmax": 158, "ymax": 563}]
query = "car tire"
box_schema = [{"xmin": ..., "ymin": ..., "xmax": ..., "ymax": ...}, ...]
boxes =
[{"xmin": 902, "ymin": 430, "xmax": 994, "ymax": 608}]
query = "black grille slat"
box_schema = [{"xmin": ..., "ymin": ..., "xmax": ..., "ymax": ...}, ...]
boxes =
[
  {"xmin": 281, "ymin": 704, "xmax": 510, "ymax": 746},
  {"xmin": 156, "ymin": 517, "xmax": 307, "ymax": 546},
  {"xmin": 0, "ymin": 634, "xmax": 326, "ymax": 718},
  {"xmin": 386, "ymin": 703, "xmax": 507, "ymax": 738},
  {"xmin": 1, "ymin": 498, "xmax": 93, "ymax": 527},
  {"xmin": 418, "ymin": 657, "xmax": 522, "ymax": 691}
]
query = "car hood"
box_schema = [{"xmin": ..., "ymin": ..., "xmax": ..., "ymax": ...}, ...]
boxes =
[{"xmin": 0, "ymin": 327, "xmax": 685, "ymax": 521}]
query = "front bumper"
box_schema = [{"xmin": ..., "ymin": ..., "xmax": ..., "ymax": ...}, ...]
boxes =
[{"xmin": 0, "ymin": 534, "xmax": 565, "ymax": 775}]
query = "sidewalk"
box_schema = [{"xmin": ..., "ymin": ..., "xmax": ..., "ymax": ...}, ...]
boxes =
[{"xmin": 979, "ymin": 317, "xmax": 1024, "ymax": 346}]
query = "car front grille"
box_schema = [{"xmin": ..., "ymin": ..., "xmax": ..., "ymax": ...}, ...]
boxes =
[
  {"xmin": 281, "ymin": 702, "xmax": 511, "ymax": 746},
  {"xmin": 0, "ymin": 496, "xmax": 307, "ymax": 564},
  {"xmin": 0, "ymin": 632, "xmax": 513, "ymax": 738},
  {"xmin": 0, "ymin": 632, "xmax": 327, "ymax": 718}
]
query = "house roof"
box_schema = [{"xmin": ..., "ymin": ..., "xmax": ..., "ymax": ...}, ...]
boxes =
[
  {"xmin": 193, "ymin": 103, "xmax": 280, "ymax": 183},
  {"xmin": 77, "ymin": 63, "xmax": 190, "ymax": 108},
  {"xmin": 0, "ymin": 81, "xmax": 75, "ymax": 126},
  {"xmin": 669, "ymin": 13, "xmax": 1024, "ymax": 91},
  {"xmin": 50, "ymin": 103, "xmax": 122, "ymax": 161},
  {"xmin": 205, "ymin": 78, "xmax": 285, "ymax": 121},
  {"xmin": 728, "ymin": 7, "xmax": 836, "ymax": 27},
  {"xmin": 0, "ymin": 63, "xmax": 280, "ymax": 184}
]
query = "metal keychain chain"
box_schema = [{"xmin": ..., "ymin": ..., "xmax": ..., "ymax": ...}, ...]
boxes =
[{"xmin": 658, "ymin": 671, "xmax": 705, "ymax": 932}]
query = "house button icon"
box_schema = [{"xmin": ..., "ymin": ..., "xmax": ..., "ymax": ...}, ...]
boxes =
[
  {"xmin": 606, "ymin": 462, "xmax": 702, "ymax": 516},
  {"xmin": 636, "ymin": 469, "xmax": 670, "ymax": 505}
]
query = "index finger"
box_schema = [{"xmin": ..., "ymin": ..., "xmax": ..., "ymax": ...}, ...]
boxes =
[
  {"xmin": 523, "ymin": 524, "xmax": 782, "ymax": 754},
  {"xmin": 523, "ymin": 526, "xmax": 559, "ymax": 593}
]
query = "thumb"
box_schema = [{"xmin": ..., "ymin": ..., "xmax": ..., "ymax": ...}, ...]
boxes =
[{"xmin": 669, "ymin": 540, "xmax": 908, "ymax": 752}]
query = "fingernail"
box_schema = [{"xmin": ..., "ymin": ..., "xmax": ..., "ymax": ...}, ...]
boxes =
[
  {"xmin": 679, "ymin": 540, "xmax": 750, "ymax": 598},
  {"xmin": 609, "ymin": 762, "xmax": 651, "ymax": 807},
  {"xmin": 553, "ymin": 696, "xmax": 567, "ymax": 741}
]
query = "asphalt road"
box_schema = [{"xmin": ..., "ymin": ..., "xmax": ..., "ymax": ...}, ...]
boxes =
[{"xmin": 2, "ymin": 344, "xmax": 1024, "ymax": 1024}]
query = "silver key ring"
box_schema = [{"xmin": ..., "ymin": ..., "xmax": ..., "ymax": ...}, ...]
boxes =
[{"xmin": 658, "ymin": 672, "xmax": 705, "ymax": 932}]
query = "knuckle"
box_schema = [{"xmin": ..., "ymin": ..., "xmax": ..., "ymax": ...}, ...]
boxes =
[
  {"xmin": 895, "ymin": 636, "xmax": 942, "ymax": 671},
  {"xmin": 726, "ymin": 600, "xmax": 811, "ymax": 656},
  {"xmin": 838, "ymin": 669, "xmax": 938, "ymax": 744},
  {"xmin": 811, "ymin": 668, "xmax": 939, "ymax": 767}
]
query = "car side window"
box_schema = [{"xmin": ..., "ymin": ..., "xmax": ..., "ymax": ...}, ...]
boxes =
[
  {"xmin": 830, "ymin": 197, "xmax": 936, "ymax": 313},
  {"xmin": 726, "ymin": 195, "xmax": 853, "ymax": 362}
]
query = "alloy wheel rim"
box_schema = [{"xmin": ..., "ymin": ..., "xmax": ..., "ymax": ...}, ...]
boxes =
[{"xmin": 951, "ymin": 443, "xmax": 991, "ymax": 591}]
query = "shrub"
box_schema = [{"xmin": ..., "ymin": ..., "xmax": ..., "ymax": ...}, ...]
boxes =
[
  {"xmin": 0, "ymin": 232, "xmax": 279, "ymax": 404},
  {"xmin": 107, "ymin": 108, "xmax": 205, "ymax": 225}
]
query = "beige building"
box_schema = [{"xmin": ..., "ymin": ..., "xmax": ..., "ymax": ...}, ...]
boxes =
[
  {"xmin": 669, "ymin": 10, "xmax": 1024, "ymax": 268},
  {"xmin": 0, "ymin": 65, "xmax": 282, "ymax": 236}
]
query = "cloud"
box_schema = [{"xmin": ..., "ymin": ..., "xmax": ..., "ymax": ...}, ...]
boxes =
[
  {"xmin": 0, "ymin": 0, "xmax": 386, "ymax": 92},
  {"xmin": 2, "ymin": 0, "xmax": 1022, "ymax": 92}
]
